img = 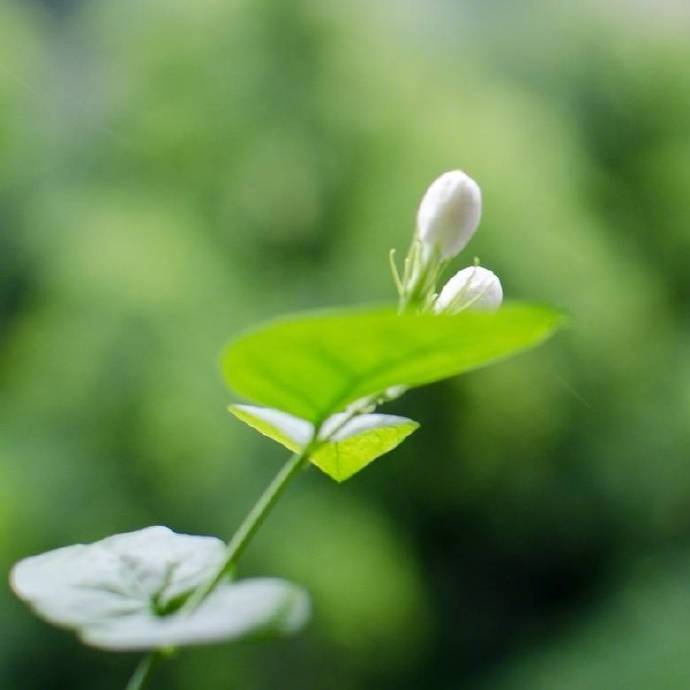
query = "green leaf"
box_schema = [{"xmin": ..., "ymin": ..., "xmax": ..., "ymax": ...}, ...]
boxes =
[
  {"xmin": 230, "ymin": 404, "xmax": 419, "ymax": 482},
  {"xmin": 10, "ymin": 526, "xmax": 310, "ymax": 651},
  {"xmin": 222, "ymin": 303, "xmax": 564, "ymax": 423}
]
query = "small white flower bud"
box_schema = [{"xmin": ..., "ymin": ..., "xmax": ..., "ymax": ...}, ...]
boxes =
[
  {"xmin": 434, "ymin": 266, "xmax": 503, "ymax": 314},
  {"xmin": 416, "ymin": 170, "xmax": 482, "ymax": 260}
]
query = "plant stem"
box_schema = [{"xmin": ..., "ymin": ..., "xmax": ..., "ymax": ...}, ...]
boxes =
[
  {"xmin": 126, "ymin": 653, "xmax": 158, "ymax": 690},
  {"xmin": 123, "ymin": 403, "xmax": 380, "ymax": 689},
  {"xmin": 185, "ymin": 446, "xmax": 312, "ymax": 609},
  {"xmin": 124, "ymin": 447, "xmax": 313, "ymax": 690}
]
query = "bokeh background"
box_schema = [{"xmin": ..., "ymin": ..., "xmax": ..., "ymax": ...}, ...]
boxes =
[{"xmin": 2, "ymin": 0, "xmax": 690, "ymax": 687}]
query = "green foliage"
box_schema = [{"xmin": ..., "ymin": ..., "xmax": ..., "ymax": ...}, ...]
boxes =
[
  {"xmin": 3, "ymin": 0, "xmax": 690, "ymax": 688},
  {"xmin": 222, "ymin": 304, "xmax": 563, "ymax": 424},
  {"xmin": 486, "ymin": 558, "xmax": 690, "ymax": 690},
  {"xmin": 230, "ymin": 404, "xmax": 419, "ymax": 481}
]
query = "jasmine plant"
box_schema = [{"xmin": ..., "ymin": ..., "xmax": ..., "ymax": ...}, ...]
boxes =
[{"xmin": 9, "ymin": 170, "xmax": 563, "ymax": 689}]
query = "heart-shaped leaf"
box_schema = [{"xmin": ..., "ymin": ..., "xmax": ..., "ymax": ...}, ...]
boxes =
[
  {"xmin": 230, "ymin": 404, "xmax": 419, "ymax": 482},
  {"xmin": 222, "ymin": 303, "xmax": 563, "ymax": 424},
  {"xmin": 10, "ymin": 526, "xmax": 310, "ymax": 651}
]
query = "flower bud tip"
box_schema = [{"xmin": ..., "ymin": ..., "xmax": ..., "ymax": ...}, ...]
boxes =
[
  {"xmin": 434, "ymin": 265, "xmax": 503, "ymax": 314},
  {"xmin": 416, "ymin": 170, "xmax": 482, "ymax": 261}
]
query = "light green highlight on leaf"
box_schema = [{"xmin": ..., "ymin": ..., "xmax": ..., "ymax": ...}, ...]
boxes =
[
  {"xmin": 222, "ymin": 303, "xmax": 565, "ymax": 423},
  {"xmin": 230, "ymin": 404, "xmax": 309, "ymax": 454},
  {"xmin": 230, "ymin": 404, "xmax": 419, "ymax": 482}
]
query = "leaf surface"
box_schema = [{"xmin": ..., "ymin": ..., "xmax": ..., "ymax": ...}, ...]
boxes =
[
  {"xmin": 222, "ymin": 303, "xmax": 564, "ymax": 423},
  {"xmin": 10, "ymin": 526, "xmax": 309, "ymax": 650},
  {"xmin": 230, "ymin": 404, "xmax": 419, "ymax": 481}
]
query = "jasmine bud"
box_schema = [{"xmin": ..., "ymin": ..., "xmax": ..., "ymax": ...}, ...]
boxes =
[
  {"xmin": 434, "ymin": 266, "xmax": 503, "ymax": 314},
  {"xmin": 416, "ymin": 170, "xmax": 482, "ymax": 261}
]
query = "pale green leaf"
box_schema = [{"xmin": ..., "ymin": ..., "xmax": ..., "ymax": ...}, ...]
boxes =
[
  {"xmin": 222, "ymin": 303, "xmax": 564, "ymax": 423},
  {"xmin": 10, "ymin": 526, "xmax": 310, "ymax": 651},
  {"xmin": 230, "ymin": 404, "xmax": 419, "ymax": 482}
]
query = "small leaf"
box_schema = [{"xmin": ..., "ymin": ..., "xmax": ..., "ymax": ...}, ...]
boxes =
[
  {"xmin": 230, "ymin": 404, "xmax": 420, "ymax": 482},
  {"xmin": 313, "ymin": 412, "xmax": 420, "ymax": 482},
  {"xmin": 10, "ymin": 526, "xmax": 310, "ymax": 651},
  {"xmin": 222, "ymin": 303, "xmax": 564, "ymax": 424}
]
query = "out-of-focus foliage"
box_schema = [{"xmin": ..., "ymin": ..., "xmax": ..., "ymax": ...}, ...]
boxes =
[
  {"xmin": 1, "ymin": 0, "xmax": 690, "ymax": 688},
  {"xmin": 486, "ymin": 555, "xmax": 690, "ymax": 690}
]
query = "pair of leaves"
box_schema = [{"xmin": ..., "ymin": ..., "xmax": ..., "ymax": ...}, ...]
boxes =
[
  {"xmin": 10, "ymin": 526, "xmax": 309, "ymax": 651},
  {"xmin": 223, "ymin": 304, "xmax": 563, "ymax": 480},
  {"xmin": 230, "ymin": 404, "xmax": 419, "ymax": 482}
]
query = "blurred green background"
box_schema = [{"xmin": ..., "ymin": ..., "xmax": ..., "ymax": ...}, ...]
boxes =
[{"xmin": 2, "ymin": 0, "xmax": 690, "ymax": 687}]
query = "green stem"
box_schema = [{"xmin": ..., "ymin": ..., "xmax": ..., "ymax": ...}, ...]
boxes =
[
  {"xmin": 124, "ymin": 447, "xmax": 313, "ymax": 690},
  {"xmin": 185, "ymin": 446, "xmax": 312, "ymax": 609},
  {"xmin": 398, "ymin": 241, "xmax": 446, "ymax": 314},
  {"xmin": 126, "ymin": 653, "xmax": 159, "ymax": 690},
  {"xmin": 123, "ymin": 403, "xmax": 382, "ymax": 690}
]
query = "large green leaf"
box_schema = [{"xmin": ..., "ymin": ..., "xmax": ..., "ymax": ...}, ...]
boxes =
[
  {"xmin": 230, "ymin": 404, "xmax": 419, "ymax": 482},
  {"xmin": 222, "ymin": 303, "xmax": 564, "ymax": 424}
]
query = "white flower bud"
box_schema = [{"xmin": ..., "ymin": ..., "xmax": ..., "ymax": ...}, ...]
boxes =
[
  {"xmin": 434, "ymin": 266, "xmax": 503, "ymax": 314},
  {"xmin": 416, "ymin": 170, "xmax": 482, "ymax": 260}
]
